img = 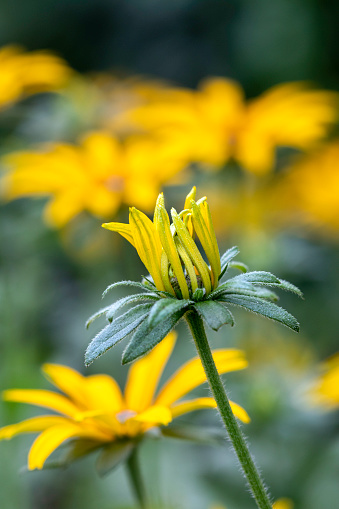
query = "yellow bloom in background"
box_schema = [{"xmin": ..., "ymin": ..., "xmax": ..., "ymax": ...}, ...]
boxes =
[
  {"xmin": 273, "ymin": 498, "xmax": 294, "ymax": 509},
  {"xmin": 103, "ymin": 186, "xmax": 221, "ymax": 299},
  {"xmin": 0, "ymin": 332, "xmax": 249, "ymax": 471},
  {"xmin": 1, "ymin": 131, "xmax": 187, "ymax": 227},
  {"xmin": 124, "ymin": 77, "xmax": 338, "ymax": 174},
  {"xmin": 310, "ymin": 353, "xmax": 339, "ymax": 410},
  {"xmin": 0, "ymin": 45, "xmax": 72, "ymax": 110},
  {"xmin": 211, "ymin": 498, "xmax": 293, "ymax": 509},
  {"xmin": 274, "ymin": 141, "xmax": 339, "ymax": 235}
]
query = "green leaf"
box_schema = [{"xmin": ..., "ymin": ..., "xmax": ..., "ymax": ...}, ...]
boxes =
[
  {"xmin": 102, "ymin": 280, "xmax": 154, "ymax": 298},
  {"xmin": 219, "ymin": 294, "xmax": 300, "ymax": 332},
  {"xmin": 122, "ymin": 309, "xmax": 185, "ymax": 364},
  {"xmin": 195, "ymin": 300, "xmax": 234, "ymax": 330},
  {"xmin": 219, "ymin": 246, "xmax": 240, "ymax": 279},
  {"xmin": 161, "ymin": 425, "xmax": 225, "ymax": 446},
  {"xmin": 148, "ymin": 298, "xmax": 191, "ymax": 328},
  {"xmin": 96, "ymin": 441, "xmax": 135, "ymax": 477},
  {"xmin": 85, "ymin": 303, "xmax": 153, "ymax": 365}
]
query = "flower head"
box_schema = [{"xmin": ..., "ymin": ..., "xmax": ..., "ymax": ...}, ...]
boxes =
[
  {"xmin": 1, "ymin": 131, "xmax": 186, "ymax": 227},
  {"xmin": 86, "ymin": 187, "xmax": 301, "ymax": 366},
  {"xmin": 124, "ymin": 78, "xmax": 338, "ymax": 174},
  {"xmin": 309, "ymin": 353, "xmax": 339, "ymax": 410},
  {"xmin": 0, "ymin": 332, "xmax": 249, "ymax": 472},
  {"xmin": 103, "ymin": 186, "xmax": 220, "ymax": 299},
  {"xmin": 0, "ymin": 45, "xmax": 71, "ymax": 110}
]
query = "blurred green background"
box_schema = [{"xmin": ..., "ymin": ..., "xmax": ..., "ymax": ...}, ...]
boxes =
[{"xmin": 1, "ymin": 1, "xmax": 339, "ymax": 509}]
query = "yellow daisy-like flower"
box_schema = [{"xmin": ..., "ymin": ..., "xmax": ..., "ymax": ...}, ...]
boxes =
[
  {"xmin": 274, "ymin": 141, "xmax": 339, "ymax": 235},
  {"xmin": 125, "ymin": 78, "xmax": 338, "ymax": 174},
  {"xmin": 310, "ymin": 353, "xmax": 339, "ymax": 410},
  {"xmin": 103, "ymin": 186, "xmax": 221, "ymax": 299},
  {"xmin": 91, "ymin": 186, "xmax": 300, "ymax": 366},
  {"xmin": 0, "ymin": 332, "xmax": 249, "ymax": 471},
  {"xmin": 0, "ymin": 45, "xmax": 71, "ymax": 110},
  {"xmin": 1, "ymin": 131, "xmax": 187, "ymax": 227}
]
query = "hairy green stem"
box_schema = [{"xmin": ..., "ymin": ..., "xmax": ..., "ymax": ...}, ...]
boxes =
[
  {"xmin": 185, "ymin": 309, "xmax": 273, "ymax": 509},
  {"xmin": 126, "ymin": 447, "xmax": 147, "ymax": 509}
]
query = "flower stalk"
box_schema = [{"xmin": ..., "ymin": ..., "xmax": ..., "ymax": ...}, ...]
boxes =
[
  {"xmin": 126, "ymin": 447, "xmax": 147, "ymax": 509},
  {"xmin": 185, "ymin": 309, "xmax": 273, "ymax": 509}
]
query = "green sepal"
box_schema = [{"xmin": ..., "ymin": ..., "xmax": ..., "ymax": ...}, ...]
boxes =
[
  {"xmin": 96, "ymin": 440, "xmax": 135, "ymax": 477},
  {"xmin": 219, "ymin": 246, "xmax": 240, "ymax": 280},
  {"xmin": 86, "ymin": 293, "xmax": 159, "ymax": 329},
  {"xmin": 219, "ymin": 294, "xmax": 300, "ymax": 332},
  {"xmin": 194, "ymin": 300, "xmax": 234, "ymax": 330},
  {"xmin": 230, "ymin": 271, "xmax": 303, "ymax": 298},
  {"xmin": 122, "ymin": 309, "xmax": 186, "ymax": 364},
  {"xmin": 102, "ymin": 280, "xmax": 155, "ymax": 298},
  {"xmin": 192, "ymin": 288, "xmax": 205, "ymax": 302},
  {"xmin": 148, "ymin": 298, "xmax": 191, "ymax": 328},
  {"xmin": 227, "ymin": 261, "xmax": 249, "ymax": 273},
  {"xmin": 211, "ymin": 280, "xmax": 278, "ymax": 302},
  {"xmin": 231, "ymin": 271, "xmax": 280, "ymax": 284},
  {"xmin": 85, "ymin": 303, "xmax": 153, "ymax": 365},
  {"xmin": 106, "ymin": 293, "xmax": 159, "ymax": 322},
  {"xmin": 253, "ymin": 278, "xmax": 304, "ymax": 298},
  {"xmin": 21, "ymin": 439, "xmax": 100, "ymax": 472},
  {"xmin": 161, "ymin": 425, "xmax": 225, "ymax": 446}
]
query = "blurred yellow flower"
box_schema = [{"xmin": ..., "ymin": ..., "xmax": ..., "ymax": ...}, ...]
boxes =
[
  {"xmin": 1, "ymin": 131, "xmax": 186, "ymax": 227},
  {"xmin": 211, "ymin": 498, "xmax": 293, "ymax": 509},
  {"xmin": 103, "ymin": 186, "xmax": 221, "ymax": 298},
  {"xmin": 311, "ymin": 353, "xmax": 339, "ymax": 409},
  {"xmin": 0, "ymin": 332, "xmax": 249, "ymax": 470},
  {"xmin": 273, "ymin": 498, "xmax": 294, "ymax": 509},
  {"xmin": 125, "ymin": 78, "xmax": 338, "ymax": 174},
  {"xmin": 275, "ymin": 141, "xmax": 339, "ymax": 234},
  {"xmin": 0, "ymin": 45, "xmax": 71, "ymax": 110}
]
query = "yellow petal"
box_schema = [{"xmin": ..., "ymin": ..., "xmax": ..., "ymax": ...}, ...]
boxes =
[
  {"xmin": 0, "ymin": 416, "xmax": 69, "ymax": 440},
  {"xmin": 174, "ymin": 236, "xmax": 198, "ymax": 293},
  {"xmin": 154, "ymin": 193, "xmax": 189, "ymax": 299},
  {"xmin": 28, "ymin": 422, "xmax": 109, "ymax": 470},
  {"xmin": 44, "ymin": 192, "xmax": 85, "ymax": 227},
  {"xmin": 85, "ymin": 375, "xmax": 124, "ymax": 414},
  {"xmin": 42, "ymin": 364, "xmax": 124, "ymax": 414},
  {"xmin": 170, "ymin": 397, "xmax": 250, "ymax": 423},
  {"xmin": 171, "ymin": 208, "xmax": 211, "ymax": 294},
  {"xmin": 155, "ymin": 349, "xmax": 247, "ymax": 406},
  {"xmin": 125, "ymin": 332, "xmax": 177, "ymax": 412},
  {"xmin": 184, "ymin": 186, "xmax": 196, "ymax": 210},
  {"xmin": 160, "ymin": 250, "xmax": 176, "ymax": 295},
  {"xmin": 3, "ymin": 389, "xmax": 80, "ymax": 418},
  {"xmin": 129, "ymin": 207, "xmax": 165, "ymax": 291},
  {"xmin": 101, "ymin": 222, "xmax": 135, "ymax": 247},
  {"xmin": 42, "ymin": 364, "xmax": 90, "ymax": 408},
  {"xmin": 131, "ymin": 405, "xmax": 172, "ymax": 426},
  {"xmin": 191, "ymin": 199, "xmax": 221, "ymax": 289}
]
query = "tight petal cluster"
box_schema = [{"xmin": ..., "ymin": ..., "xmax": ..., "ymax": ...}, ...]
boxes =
[{"xmin": 103, "ymin": 186, "xmax": 220, "ymax": 298}]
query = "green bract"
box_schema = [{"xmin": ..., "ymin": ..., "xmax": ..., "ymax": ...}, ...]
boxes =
[{"xmin": 85, "ymin": 246, "xmax": 302, "ymax": 366}]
